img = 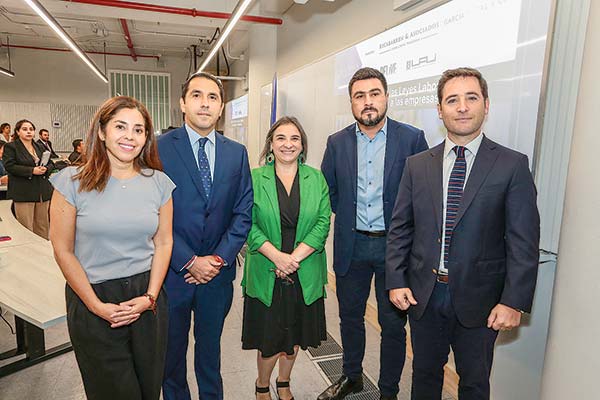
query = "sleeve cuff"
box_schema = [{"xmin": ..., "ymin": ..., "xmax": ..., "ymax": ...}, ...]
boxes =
[{"xmin": 180, "ymin": 255, "xmax": 196, "ymax": 272}]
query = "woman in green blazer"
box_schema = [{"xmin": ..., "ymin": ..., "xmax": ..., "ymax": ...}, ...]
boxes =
[{"xmin": 242, "ymin": 116, "xmax": 331, "ymax": 400}]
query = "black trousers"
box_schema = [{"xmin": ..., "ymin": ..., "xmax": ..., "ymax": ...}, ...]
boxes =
[
  {"xmin": 410, "ymin": 282, "xmax": 498, "ymax": 400},
  {"xmin": 66, "ymin": 271, "xmax": 168, "ymax": 400}
]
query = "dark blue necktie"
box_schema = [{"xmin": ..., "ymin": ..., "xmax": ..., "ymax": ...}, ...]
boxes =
[
  {"xmin": 197, "ymin": 137, "xmax": 212, "ymax": 200},
  {"xmin": 443, "ymin": 146, "xmax": 466, "ymax": 269}
]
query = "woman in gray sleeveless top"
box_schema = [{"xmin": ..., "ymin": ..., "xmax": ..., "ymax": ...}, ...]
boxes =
[{"xmin": 49, "ymin": 96, "xmax": 175, "ymax": 400}]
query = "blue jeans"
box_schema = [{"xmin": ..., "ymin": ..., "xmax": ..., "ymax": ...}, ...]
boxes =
[{"xmin": 335, "ymin": 232, "xmax": 407, "ymax": 397}]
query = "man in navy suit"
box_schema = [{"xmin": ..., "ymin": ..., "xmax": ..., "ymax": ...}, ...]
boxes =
[
  {"xmin": 319, "ymin": 68, "xmax": 428, "ymax": 400},
  {"xmin": 158, "ymin": 72, "xmax": 253, "ymax": 400},
  {"xmin": 386, "ymin": 67, "xmax": 540, "ymax": 400}
]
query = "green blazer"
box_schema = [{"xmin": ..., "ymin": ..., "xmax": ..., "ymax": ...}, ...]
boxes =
[{"xmin": 242, "ymin": 164, "xmax": 332, "ymax": 307}]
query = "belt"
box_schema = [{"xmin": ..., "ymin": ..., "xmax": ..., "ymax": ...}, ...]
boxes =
[
  {"xmin": 432, "ymin": 268, "xmax": 448, "ymax": 284},
  {"xmin": 356, "ymin": 229, "xmax": 386, "ymax": 238}
]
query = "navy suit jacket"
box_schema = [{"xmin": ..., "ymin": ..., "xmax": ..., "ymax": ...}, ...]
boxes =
[
  {"xmin": 385, "ymin": 136, "xmax": 540, "ymax": 327},
  {"xmin": 321, "ymin": 118, "xmax": 428, "ymax": 276},
  {"xmin": 157, "ymin": 127, "xmax": 253, "ymax": 286}
]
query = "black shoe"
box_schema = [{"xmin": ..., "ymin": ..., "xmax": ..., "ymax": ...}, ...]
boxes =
[
  {"xmin": 317, "ymin": 375, "xmax": 364, "ymax": 400},
  {"xmin": 380, "ymin": 395, "xmax": 397, "ymax": 400}
]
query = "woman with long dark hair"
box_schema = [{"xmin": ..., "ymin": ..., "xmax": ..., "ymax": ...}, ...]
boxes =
[
  {"xmin": 3, "ymin": 119, "xmax": 53, "ymax": 239},
  {"xmin": 49, "ymin": 96, "xmax": 174, "ymax": 400}
]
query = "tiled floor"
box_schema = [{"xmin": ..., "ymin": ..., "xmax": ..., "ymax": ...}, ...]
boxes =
[{"xmin": 0, "ymin": 271, "xmax": 456, "ymax": 400}]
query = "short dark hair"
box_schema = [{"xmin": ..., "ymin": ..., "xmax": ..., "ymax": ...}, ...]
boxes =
[
  {"xmin": 181, "ymin": 72, "xmax": 224, "ymax": 102},
  {"xmin": 259, "ymin": 116, "xmax": 308, "ymax": 165},
  {"xmin": 72, "ymin": 139, "xmax": 83, "ymax": 150},
  {"xmin": 348, "ymin": 67, "xmax": 388, "ymax": 97},
  {"xmin": 0, "ymin": 123, "xmax": 9, "ymax": 132},
  {"xmin": 437, "ymin": 67, "xmax": 489, "ymax": 104},
  {"xmin": 39, "ymin": 128, "xmax": 49, "ymax": 136}
]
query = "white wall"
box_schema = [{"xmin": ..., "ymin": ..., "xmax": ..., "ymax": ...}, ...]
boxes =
[{"xmin": 539, "ymin": 1, "xmax": 600, "ymax": 397}]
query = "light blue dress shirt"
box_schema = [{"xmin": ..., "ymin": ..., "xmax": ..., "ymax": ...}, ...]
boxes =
[
  {"xmin": 185, "ymin": 124, "xmax": 216, "ymax": 180},
  {"xmin": 356, "ymin": 118, "xmax": 387, "ymax": 231}
]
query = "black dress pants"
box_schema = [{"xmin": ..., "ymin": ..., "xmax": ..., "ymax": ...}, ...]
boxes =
[
  {"xmin": 410, "ymin": 282, "xmax": 498, "ymax": 400},
  {"xmin": 66, "ymin": 271, "xmax": 168, "ymax": 400}
]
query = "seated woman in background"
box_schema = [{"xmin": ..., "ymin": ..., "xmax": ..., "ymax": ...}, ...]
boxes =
[
  {"xmin": 3, "ymin": 119, "xmax": 53, "ymax": 239},
  {"xmin": 0, "ymin": 123, "xmax": 11, "ymax": 143},
  {"xmin": 240, "ymin": 116, "xmax": 331, "ymax": 400},
  {"xmin": 49, "ymin": 96, "xmax": 175, "ymax": 400}
]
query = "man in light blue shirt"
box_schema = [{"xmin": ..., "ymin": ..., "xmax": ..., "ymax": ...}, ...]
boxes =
[{"xmin": 321, "ymin": 68, "xmax": 428, "ymax": 400}]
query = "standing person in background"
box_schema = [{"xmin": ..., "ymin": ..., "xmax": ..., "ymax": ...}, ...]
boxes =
[
  {"xmin": 37, "ymin": 128, "xmax": 59, "ymax": 159},
  {"xmin": 385, "ymin": 67, "xmax": 540, "ymax": 400},
  {"xmin": 49, "ymin": 96, "xmax": 174, "ymax": 400},
  {"xmin": 319, "ymin": 67, "xmax": 428, "ymax": 400},
  {"xmin": 3, "ymin": 119, "xmax": 53, "ymax": 239},
  {"xmin": 158, "ymin": 72, "xmax": 253, "ymax": 400},
  {"xmin": 0, "ymin": 123, "xmax": 11, "ymax": 143},
  {"xmin": 69, "ymin": 139, "xmax": 84, "ymax": 164},
  {"xmin": 242, "ymin": 116, "xmax": 331, "ymax": 400}
]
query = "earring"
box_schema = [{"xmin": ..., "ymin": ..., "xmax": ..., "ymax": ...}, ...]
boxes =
[
  {"xmin": 266, "ymin": 151, "xmax": 275, "ymax": 165},
  {"xmin": 298, "ymin": 152, "xmax": 305, "ymax": 164}
]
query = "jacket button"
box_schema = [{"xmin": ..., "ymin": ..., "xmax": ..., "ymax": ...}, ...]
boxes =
[{"xmin": 437, "ymin": 238, "xmax": 441, "ymax": 243}]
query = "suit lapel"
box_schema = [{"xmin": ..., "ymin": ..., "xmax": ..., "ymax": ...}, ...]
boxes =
[
  {"xmin": 261, "ymin": 166, "xmax": 281, "ymax": 234},
  {"xmin": 208, "ymin": 133, "xmax": 227, "ymax": 208},
  {"xmin": 172, "ymin": 128, "xmax": 206, "ymax": 198},
  {"xmin": 344, "ymin": 126, "xmax": 358, "ymax": 201},
  {"xmin": 427, "ymin": 143, "xmax": 445, "ymax": 234},
  {"xmin": 296, "ymin": 164, "xmax": 310, "ymax": 239},
  {"xmin": 383, "ymin": 119, "xmax": 400, "ymax": 192},
  {"xmin": 454, "ymin": 136, "xmax": 499, "ymax": 227}
]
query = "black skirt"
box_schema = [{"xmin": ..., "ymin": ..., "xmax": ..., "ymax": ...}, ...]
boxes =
[{"xmin": 241, "ymin": 171, "xmax": 326, "ymax": 357}]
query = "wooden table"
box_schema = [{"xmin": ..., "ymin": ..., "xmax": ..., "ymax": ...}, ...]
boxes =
[{"xmin": 0, "ymin": 201, "xmax": 72, "ymax": 377}]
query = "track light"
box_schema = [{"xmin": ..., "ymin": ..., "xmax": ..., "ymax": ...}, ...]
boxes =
[
  {"xmin": 22, "ymin": 0, "xmax": 108, "ymax": 83},
  {"xmin": 197, "ymin": 0, "xmax": 254, "ymax": 74}
]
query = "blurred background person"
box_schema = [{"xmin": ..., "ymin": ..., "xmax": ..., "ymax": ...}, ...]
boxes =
[
  {"xmin": 3, "ymin": 119, "xmax": 53, "ymax": 239},
  {"xmin": 37, "ymin": 128, "xmax": 59, "ymax": 158},
  {"xmin": 69, "ymin": 138, "xmax": 84, "ymax": 165},
  {"xmin": 0, "ymin": 123, "xmax": 11, "ymax": 143},
  {"xmin": 241, "ymin": 116, "xmax": 331, "ymax": 400}
]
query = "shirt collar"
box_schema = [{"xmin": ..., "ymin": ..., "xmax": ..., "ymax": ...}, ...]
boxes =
[
  {"xmin": 444, "ymin": 132, "xmax": 484, "ymax": 158},
  {"xmin": 184, "ymin": 123, "xmax": 216, "ymax": 146},
  {"xmin": 355, "ymin": 117, "xmax": 388, "ymax": 138}
]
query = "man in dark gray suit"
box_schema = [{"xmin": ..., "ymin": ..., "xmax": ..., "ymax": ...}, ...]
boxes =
[{"xmin": 385, "ymin": 67, "xmax": 540, "ymax": 400}]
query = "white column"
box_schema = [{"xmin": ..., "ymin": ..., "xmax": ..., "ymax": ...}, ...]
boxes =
[
  {"xmin": 246, "ymin": 23, "xmax": 277, "ymax": 167},
  {"xmin": 539, "ymin": 1, "xmax": 600, "ymax": 398}
]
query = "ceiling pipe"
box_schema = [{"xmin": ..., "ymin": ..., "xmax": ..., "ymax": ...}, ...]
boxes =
[
  {"xmin": 119, "ymin": 18, "xmax": 137, "ymax": 61},
  {"xmin": 64, "ymin": 0, "xmax": 283, "ymax": 25},
  {"xmin": 1, "ymin": 42, "xmax": 160, "ymax": 60}
]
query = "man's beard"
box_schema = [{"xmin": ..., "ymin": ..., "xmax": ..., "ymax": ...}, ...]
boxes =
[{"xmin": 354, "ymin": 105, "xmax": 387, "ymax": 127}]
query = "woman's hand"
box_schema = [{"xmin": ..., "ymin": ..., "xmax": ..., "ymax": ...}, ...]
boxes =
[
  {"xmin": 272, "ymin": 251, "xmax": 300, "ymax": 275},
  {"xmin": 91, "ymin": 302, "xmax": 141, "ymax": 328},
  {"xmin": 32, "ymin": 166, "xmax": 47, "ymax": 175}
]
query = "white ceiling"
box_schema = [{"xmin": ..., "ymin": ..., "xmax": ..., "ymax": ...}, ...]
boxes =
[{"xmin": 0, "ymin": 0, "xmax": 297, "ymax": 71}]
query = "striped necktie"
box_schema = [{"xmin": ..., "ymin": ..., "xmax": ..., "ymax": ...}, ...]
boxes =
[
  {"xmin": 197, "ymin": 137, "xmax": 212, "ymax": 200},
  {"xmin": 443, "ymin": 145, "xmax": 466, "ymax": 269}
]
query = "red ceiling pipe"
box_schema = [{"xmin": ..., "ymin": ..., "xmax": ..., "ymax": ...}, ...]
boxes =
[
  {"xmin": 2, "ymin": 42, "xmax": 160, "ymax": 60},
  {"xmin": 119, "ymin": 18, "xmax": 138, "ymax": 61},
  {"xmin": 65, "ymin": 0, "xmax": 283, "ymax": 25}
]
